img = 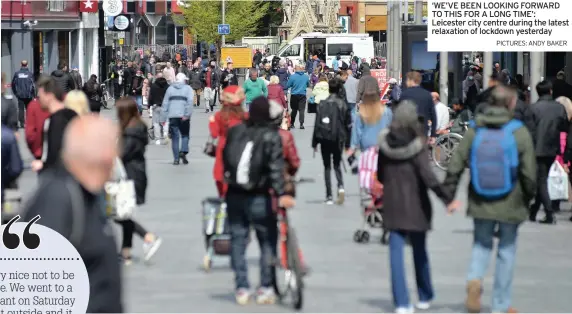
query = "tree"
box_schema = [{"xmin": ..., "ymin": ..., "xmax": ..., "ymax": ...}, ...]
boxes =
[{"xmin": 177, "ymin": 0, "xmax": 270, "ymax": 59}]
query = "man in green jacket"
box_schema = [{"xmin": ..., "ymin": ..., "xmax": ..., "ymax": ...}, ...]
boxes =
[
  {"xmin": 444, "ymin": 85, "xmax": 536, "ymax": 314},
  {"xmin": 242, "ymin": 68, "xmax": 268, "ymax": 110}
]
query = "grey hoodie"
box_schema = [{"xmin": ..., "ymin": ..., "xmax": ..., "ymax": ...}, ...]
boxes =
[
  {"xmin": 357, "ymin": 64, "xmax": 381, "ymax": 103},
  {"xmin": 162, "ymin": 82, "xmax": 194, "ymax": 119}
]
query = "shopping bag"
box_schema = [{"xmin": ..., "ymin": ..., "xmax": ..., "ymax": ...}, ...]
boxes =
[
  {"xmin": 104, "ymin": 158, "xmax": 137, "ymax": 220},
  {"xmin": 547, "ymin": 161, "xmax": 569, "ymax": 200}
]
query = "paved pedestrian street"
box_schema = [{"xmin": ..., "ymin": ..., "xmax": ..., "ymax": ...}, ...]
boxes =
[{"xmin": 15, "ymin": 107, "xmax": 572, "ymax": 313}]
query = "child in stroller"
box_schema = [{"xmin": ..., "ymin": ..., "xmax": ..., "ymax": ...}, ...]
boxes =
[{"xmin": 349, "ymin": 147, "xmax": 389, "ymax": 244}]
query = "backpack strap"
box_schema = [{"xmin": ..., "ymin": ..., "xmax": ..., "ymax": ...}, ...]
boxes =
[
  {"xmin": 502, "ymin": 119, "xmax": 523, "ymax": 133},
  {"xmin": 65, "ymin": 178, "xmax": 86, "ymax": 248}
]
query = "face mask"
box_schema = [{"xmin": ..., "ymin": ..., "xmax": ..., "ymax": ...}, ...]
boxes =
[
  {"xmin": 468, "ymin": 76, "xmax": 474, "ymax": 80},
  {"xmin": 210, "ymin": 65, "xmax": 215, "ymax": 68}
]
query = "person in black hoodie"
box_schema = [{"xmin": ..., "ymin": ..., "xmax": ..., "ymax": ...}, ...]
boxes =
[
  {"xmin": 23, "ymin": 115, "xmax": 123, "ymax": 312},
  {"xmin": 148, "ymin": 73, "xmax": 169, "ymax": 142},
  {"xmin": 83, "ymin": 74, "xmax": 102, "ymax": 113},
  {"xmin": 526, "ymin": 80, "xmax": 568, "ymax": 224},
  {"xmin": 31, "ymin": 75, "xmax": 77, "ymax": 174},
  {"xmin": 131, "ymin": 70, "xmax": 144, "ymax": 114},
  {"xmin": 50, "ymin": 61, "xmax": 76, "ymax": 93},
  {"xmin": 552, "ymin": 71, "xmax": 572, "ymax": 100},
  {"xmin": 123, "ymin": 61, "xmax": 136, "ymax": 97},
  {"xmin": 114, "ymin": 97, "xmax": 162, "ymax": 264}
]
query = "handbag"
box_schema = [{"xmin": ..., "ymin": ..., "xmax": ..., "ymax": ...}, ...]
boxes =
[
  {"xmin": 104, "ymin": 158, "xmax": 137, "ymax": 220},
  {"xmin": 203, "ymin": 136, "xmax": 218, "ymax": 157},
  {"xmin": 548, "ymin": 161, "xmax": 569, "ymax": 200}
]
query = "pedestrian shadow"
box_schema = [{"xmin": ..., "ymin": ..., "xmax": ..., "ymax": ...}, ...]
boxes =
[
  {"xmin": 361, "ymin": 297, "xmax": 490, "ymax": 313},
  {"xmin": 304, "ymin": 194, "xmax": 360, "ymax": 205}
]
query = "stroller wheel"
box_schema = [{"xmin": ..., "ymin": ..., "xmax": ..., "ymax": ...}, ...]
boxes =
[
  {"xmin": 380, "ymin": 230, "xmax": 389, "ymax": 245},
  {"xmin": 361, "ymin": 231, "xmax": 370, "ymax": 243},
  {"xmin": 353, "ymin": 230, "xmax": 363, "ymax": 243},
  {"xmin": 203, "ymin": 254, "xmax": 212, "ymax": 272}
]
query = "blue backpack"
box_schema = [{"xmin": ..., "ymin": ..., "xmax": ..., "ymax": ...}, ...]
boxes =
[{"xmin": 469, "ymin": 119, "xmax": 523, "ymax": 199}]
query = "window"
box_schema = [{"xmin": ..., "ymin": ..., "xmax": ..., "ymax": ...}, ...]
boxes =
[
  {"xmin": 126, "ymin": 0, "xmax": 135, "ymax": 13},
  {"xmin": 147, "ymin": 0, "xmax": 155, "ymax": 13},
  {"xmin": 47, "ymin": 0, "xmax": 65, "ymax": 12},
  {"xmin": 280, "ymin": 44, "xmax": 300, "ymax": 57},
  {"xmin": 327, "ymin": 43, "xmax": 352, "ymax": 56},
  {"xmin": 166, "ymin": 0, "xmax": 172, "ymax": 13}
]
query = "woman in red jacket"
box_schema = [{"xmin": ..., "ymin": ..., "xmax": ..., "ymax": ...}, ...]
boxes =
[
  {"xmin": 267, "ymin": 75, "xmax": 287, "ymax": 109},
  {"xmin": 208, "ymin": 85, "xmax": 248, "ymax": 197}
]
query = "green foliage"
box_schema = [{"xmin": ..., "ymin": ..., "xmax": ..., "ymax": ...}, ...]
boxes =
[
  {"xmin": 178, "ymin": 0, "xmax": 271, "ymax": 44},
  {"xmin": 255, "ymin": 1, "xmax": 283, "ymax": 36}
]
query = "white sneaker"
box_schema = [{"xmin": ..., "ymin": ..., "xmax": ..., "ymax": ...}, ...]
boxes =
[
  {"xmin": 143, "ymin": 237, "xmax": 162, "ymax": 261},
  {"xmin": 415, "ymin": 301, "xmax": 431, "ymax": 310},
  {"xmin": 395, "ymin": 306, "xmax": 414, "ymax": 313},
  {"xmin": 325, "ymin": 197, "xmax": 334, "ymax": 205},
  {"xmin": 155, "ymin": 140, "xmax": 162, "ymax": 145}
]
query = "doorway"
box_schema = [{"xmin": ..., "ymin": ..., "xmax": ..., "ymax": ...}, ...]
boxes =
[{"xmin": 57, "ymin": 31, "xmax": 69, "ymax": 67}]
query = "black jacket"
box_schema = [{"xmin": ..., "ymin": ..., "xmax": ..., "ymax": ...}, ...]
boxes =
[
  {"xmin": 50, "ymin": 70, "xmax": 75, "ymax": 93},
  {"xmin": 70, "ymin": 71, "xmax": 83, "ymax": 90},
  {"xmin": 201, "ymin": 68, "xmax": 220, "ymax": 88},
  {"xmin": 123, "ymin": 67, "xmax": 136, "ymax": 87},
  {"xmin": 23, "ymin": 166, "xmax": 123, "ymax": 313},
  {"xmin": 377, "ymin": 127, "xmax": 453, "ymax": 232},
  {"xmin": 552, "ymin": 78, "xmax": 572, "ymax": 100},
  {"xmin": 527, "ymin": 94, "xmax": 568, "ymax": 157},
  {"xmin": 224, "ymin": 124, "xmax": 286, "ymax": 196},
  {"xmin": 1, "ymin": 94, "xmax": 18, "ymax": 130},
  {"xmin": 131, "ymin": 76, "xmax": 144, "ymax": 96},
  {"xmin": 83, "ymin": 79, "xmax": 102, "ymax": 102},
  {"xmin": 399, "ymin": 86, "xmax": 437, "ymax": 137},
  {"xmin": 148, "ymin": 78, "xmax": 169, "ymax": 107},
  {"xmin": 11, "ymin": 67, "xmax": 35, "ymax": 99},
  {"xmin": 220, "ymin": 68, "xmax": 239, "ymax": 88},
  {"xmin": 42, "ymin": 108, "xmax": 78, "ymax": 171},
  {"xmin": 121, "ymin": 121, "xmax": 148, "ymax": 205},
  {"xmin": 311, "ymin": 94, "xmax": 352, "ymax": 148},
  {"xmin": 189, "ymin": 69, "xmax": 203, "ymax": 90}
]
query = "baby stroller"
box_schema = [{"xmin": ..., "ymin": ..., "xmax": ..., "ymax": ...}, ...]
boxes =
[
  {"xmin": 201, "ymin": 198, "xmax": 231, "ymax": 271},
  {"xmin": 350, "ymin": 147, "xmax": 389, "ymax": 244}
]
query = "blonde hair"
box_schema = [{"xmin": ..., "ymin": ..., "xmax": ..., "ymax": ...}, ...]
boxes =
[
  {"xmin": 556, "ymin": 96, "xmax": 572, "ymax": 121},
  {"xmin": 269, "ymin": 75, "xmax": 280, "ymax": 84},
  {"xmin": 64, "ymin": 90, "xmax": 91, "ymax": 116},
  {"xmin": 359, "ymin": 92, "xmax": 385, "ymax": 125}
]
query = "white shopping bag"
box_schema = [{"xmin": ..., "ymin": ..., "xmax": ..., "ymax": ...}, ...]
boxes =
[
  {"xmin": 104, "ymin": 158, "xmax": 137, "ymax": 220},
  {"xmin": 547, "ymin": 161, "xmax": 569, "ymax": 200}
]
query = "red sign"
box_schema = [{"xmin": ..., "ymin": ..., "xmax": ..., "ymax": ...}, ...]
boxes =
[
  {"xmin": 370, "ymin": 69, "xmax": 388, "ymax": 97},
  {"xmin": 79, "ymin": 0, "xmax": 98, "ymax": 13}
]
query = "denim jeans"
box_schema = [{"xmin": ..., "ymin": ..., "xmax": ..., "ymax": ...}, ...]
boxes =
[
  {"xmin": 467, "ymin": 218, "xmax": 519, "ymax": 313},
  {"xmin": 389, "ymin": 230, "xmax": 434, "ymax": 308},
  {"xmin": 169, "ymin": 118, "xmax": 189, "ymax": 160},
  {"xmin": 226, "ymin": 192, "xmax": 278, "ymax": 290},
  {"xmin": 135, "ymin": 95, "xmax": 143, "ymax": 114},
  {"xmin": 347, "ymin": 102, "xmax": 357, "ymax": 121}
]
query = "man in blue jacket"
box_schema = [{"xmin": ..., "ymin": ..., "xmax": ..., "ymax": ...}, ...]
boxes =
[
  {"xmin": 399, "ymin": 71, "xmax": 437, "ymax": 143},
  {"xmin": 163, "ymin": 73, "xmax": 194, "ymax": 165},
  {"xmin": 287, "ymin": 65, "xmax": 310, "ymax": 129},
  {"xmin": 11, "ymin": 60, "xmax": 35, "ymax": 128}
]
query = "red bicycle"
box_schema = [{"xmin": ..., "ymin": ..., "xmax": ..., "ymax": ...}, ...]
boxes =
[{"xmin": 273, "ymin": 177, "xmax": 314, "ymax": 310}]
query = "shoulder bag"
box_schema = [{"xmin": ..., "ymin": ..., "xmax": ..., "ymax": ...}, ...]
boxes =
[{"xmin": 104, "ymin": 158, "xmax": 137, "ymax": 220}]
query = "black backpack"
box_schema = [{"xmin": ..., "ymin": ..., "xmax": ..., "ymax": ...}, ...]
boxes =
[
  {"xmin": 223, "ymin": 124, "xmax": 266, "ymax": 191},
  {"xmin": 314, "ymin": 98, "xmax": 342, "ymax": 143},
  {"xmin": 341, "ymin": 61, "xmax": 349, "ymax": 70}
]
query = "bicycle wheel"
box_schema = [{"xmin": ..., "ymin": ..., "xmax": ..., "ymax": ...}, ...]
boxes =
[
  {"xmin": 432, "ymin": 133, "xmax": 463, "ymax": 171},
  {"xmin": 286, "ymin": 227, "xmax": 303, "ymax": 310}
]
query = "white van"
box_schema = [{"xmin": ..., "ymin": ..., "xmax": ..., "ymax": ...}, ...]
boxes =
[{"xmin": 264, "ymin": 32, "xmax": 374, "ymax": 69}]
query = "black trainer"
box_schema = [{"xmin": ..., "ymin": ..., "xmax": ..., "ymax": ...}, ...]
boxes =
[
  {"xmin": 173, "ymin": 160, "xmax": 180, "ymax": 165},
  {"xmin": 179, "ymin": 152, "xmax": 189, "ymax": 165}
]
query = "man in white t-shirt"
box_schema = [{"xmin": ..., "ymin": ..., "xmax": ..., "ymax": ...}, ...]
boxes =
[{"xmin": 431, "ymin": 92, "xmax": 450, "ymax": 134}]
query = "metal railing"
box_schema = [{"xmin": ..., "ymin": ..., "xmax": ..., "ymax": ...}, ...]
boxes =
[
  {"xmin": 119, "ymin": 44, "xmax": 198, "ymax": 61},
  {"xmin": 246, "ymin": 43, "xmax": 281, "ymax": 55}
]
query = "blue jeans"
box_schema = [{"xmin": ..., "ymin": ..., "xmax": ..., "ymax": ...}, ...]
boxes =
[
  {"xmin": 135, "ymin": 95, "xmax": 143, "ymax": 114},
  {"xmin": 467, "ymin": 218, "xmax": 519, "ymax": 313},
  {"xmin": 347, "ymin": 102, "xmax": 357, "ymax": 120},
  {"xmin": 169, "ymin": 118, "xmax": 189, "ymax": 160},
  {"xmin": 226, "ymin": 192, "xmax": 277, "ymax": 290},
  {"xmin": 389, "ymin": 230, "xmax": 434, "ymax": 308}
]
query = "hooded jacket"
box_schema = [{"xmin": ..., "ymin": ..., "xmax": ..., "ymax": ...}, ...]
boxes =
[
  {"xmin": 275, "ymin": 67, "xmax": 290, "ymax": 90},
  {"xmin": 50, "ymin": 70, "xmax": 75, "ymax": 93},
  {"xmin": 377, "ymin": 124, "xmax": 453, "ymax": 232},
  {"xmin": 444, "ymin": 106, "xmax": 537, "ymax": 224},
  {"xmin": 162, "ymin": 82, "xmax": 194, "ymax": 119},
  {"xmin": 357, "ymin": 64, "xmax": 381, "ymax": 103},
  {"xmin": 121, "ymin": 121, "xmax": 148, "ymax": 205},
  {"xmin": 189, "ymin": 69, "xmax": 203, "ymax": 90},
  {"xmin": 148, "ymin": 78, "xmax": 169, "ymax": 107}
]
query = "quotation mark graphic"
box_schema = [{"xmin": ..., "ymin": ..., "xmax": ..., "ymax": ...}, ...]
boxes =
[{"xmin": 2, "ymin": 215, "xmax": 41, "ymax": 250}]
